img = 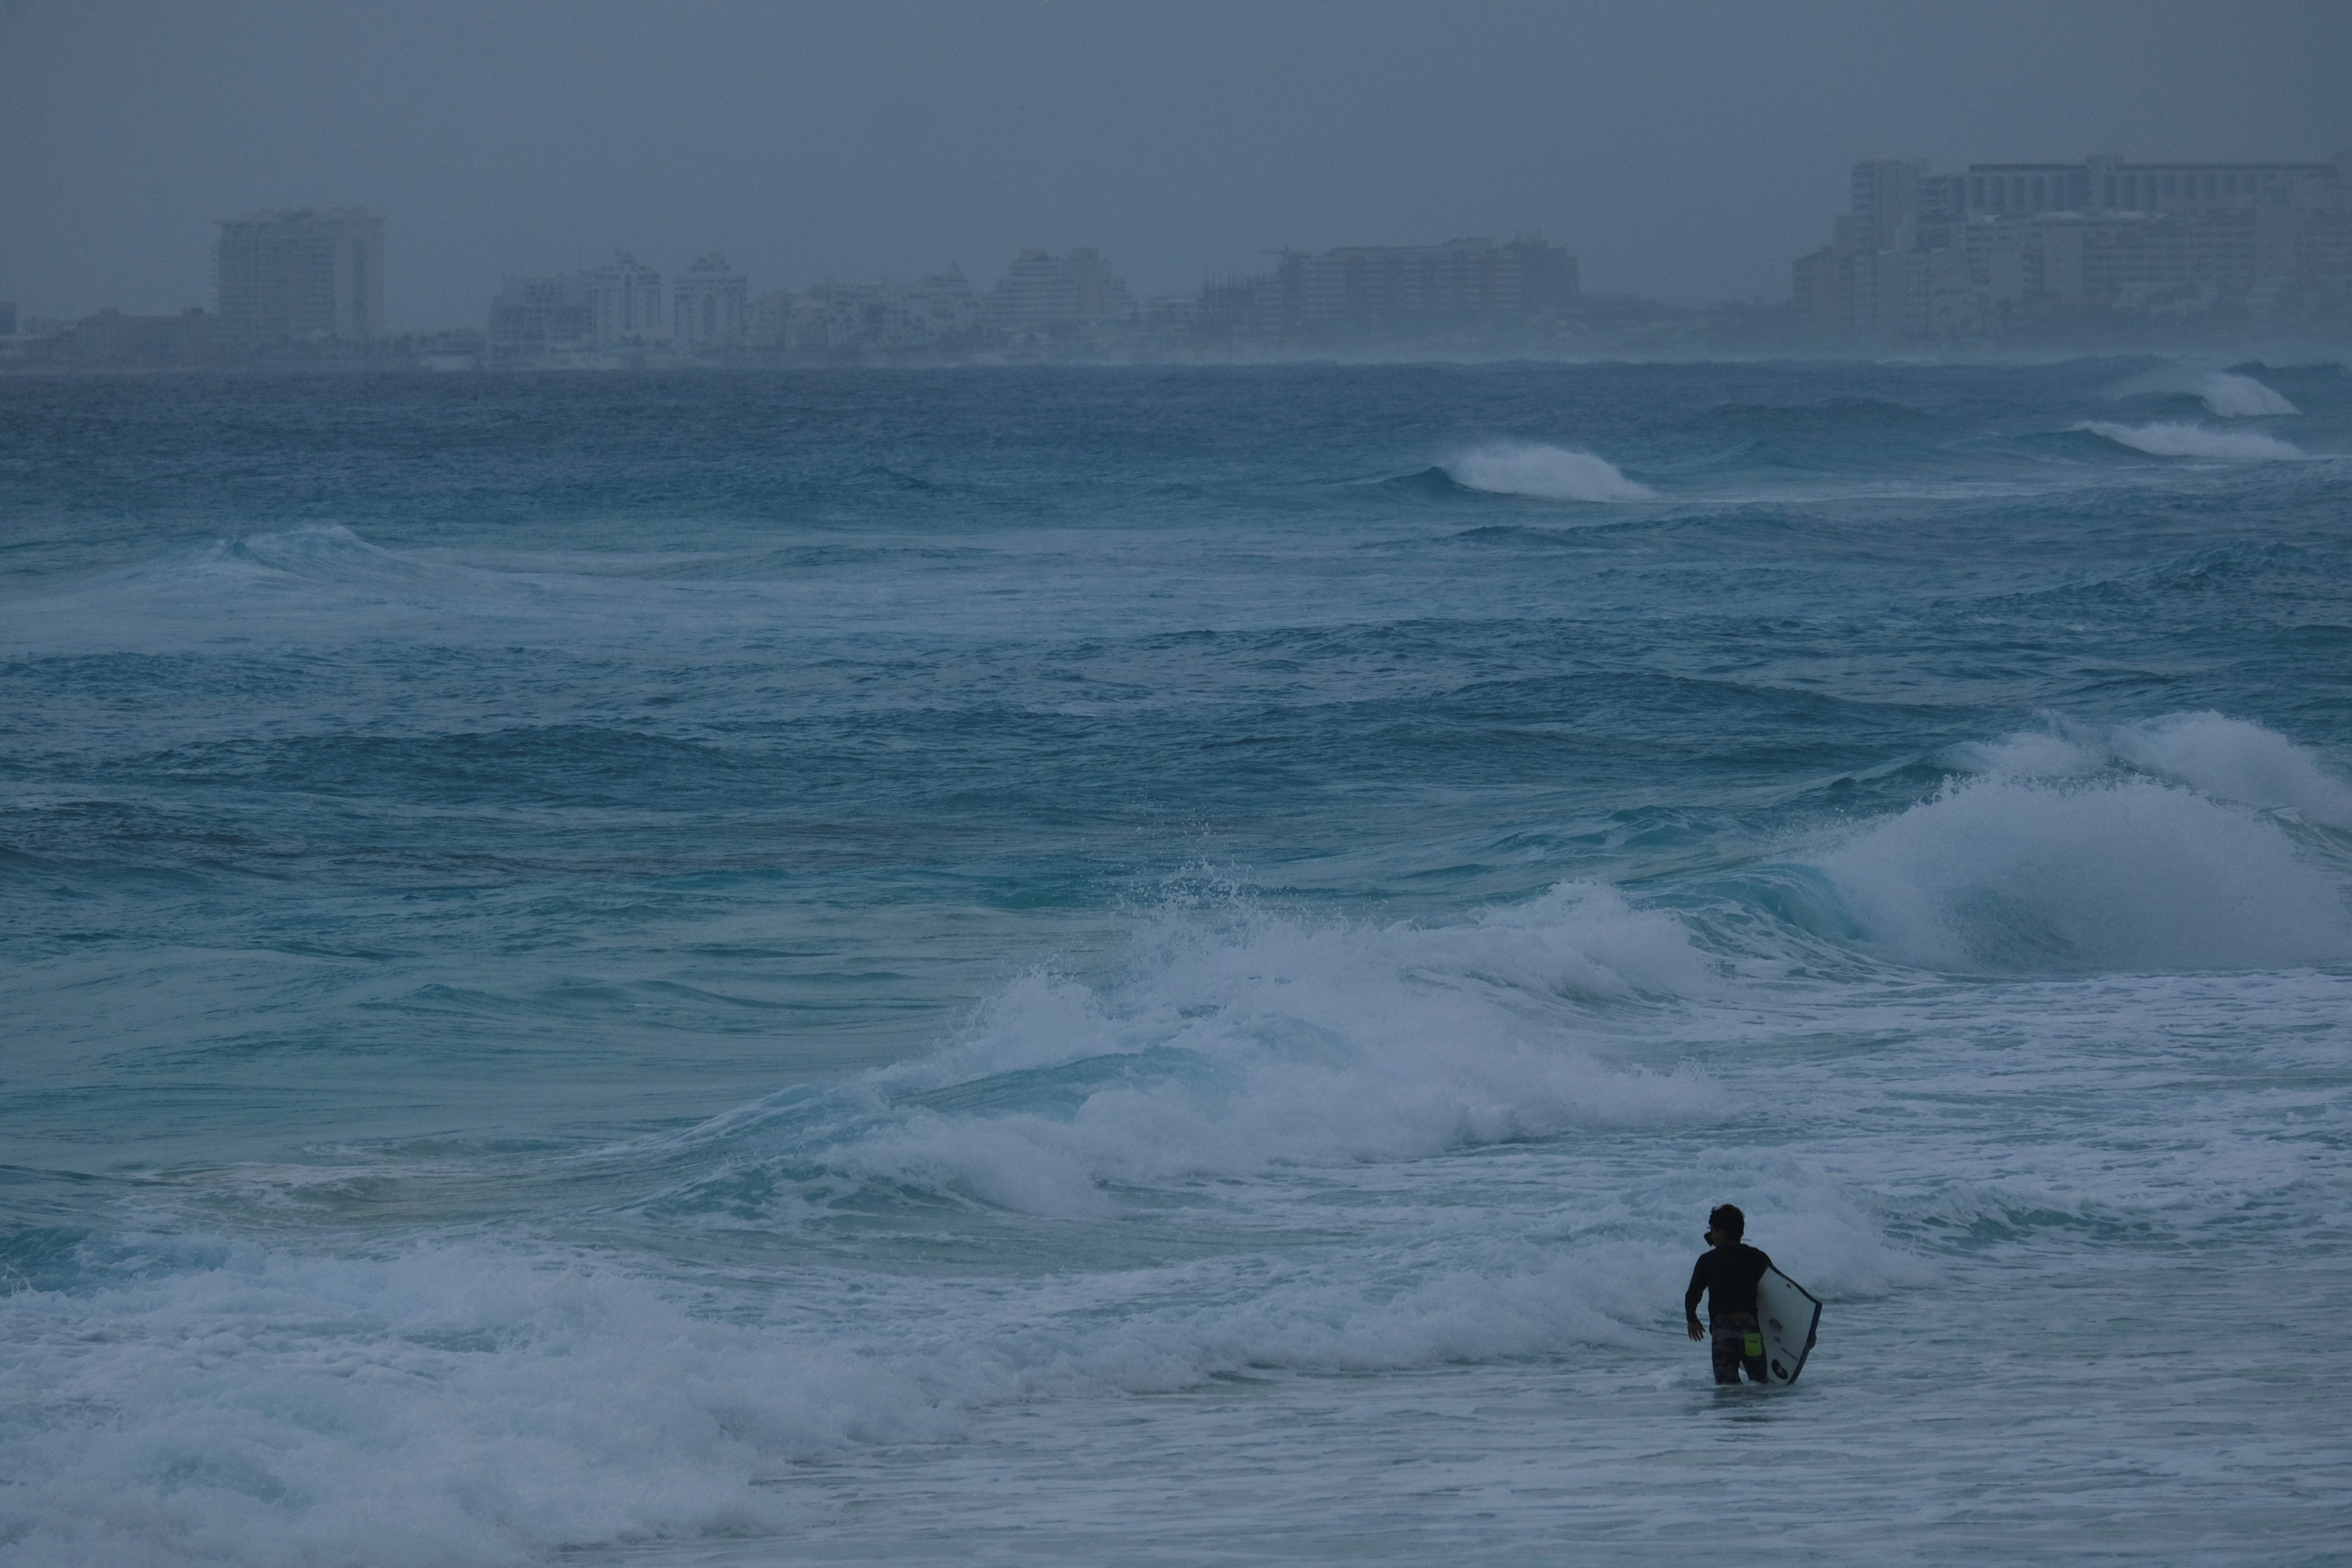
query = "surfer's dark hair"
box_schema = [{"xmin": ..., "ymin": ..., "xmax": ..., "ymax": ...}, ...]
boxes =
[{"xmin": 1709, "ymin": 1204, "xmax": 1745, "ymax": 1239}]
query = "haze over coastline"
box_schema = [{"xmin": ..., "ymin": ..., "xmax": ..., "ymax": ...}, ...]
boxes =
[{"xmin": 4, "ymin": 0, "xmax": 2351, "ymax": 326}]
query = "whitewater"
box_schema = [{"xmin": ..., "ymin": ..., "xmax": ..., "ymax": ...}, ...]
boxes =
[{"xmin": 2, "ymin": 357, "xmax": 2348, "ymax": 1566}]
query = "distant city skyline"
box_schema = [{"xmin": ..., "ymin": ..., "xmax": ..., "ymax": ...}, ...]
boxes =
[
  {"xmin": 5, "ymin": 1, "xmax": 2350, "ymax": 326},
  {"xmin": 1797, "ymin": 154, "xmax": 2352, "ymax": 345},
  {"xmin": 14, "ymin": 153, "xmax": 2345, "ymax": 367}
]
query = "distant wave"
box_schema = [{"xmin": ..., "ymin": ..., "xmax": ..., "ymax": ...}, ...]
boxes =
[
  {"xmin": 2074, "ymin": 421, "xmax": 2305, "ymax": 460},
  {"xmin": 1445, "ymin": 442, "xmax": 1655, "ymax": 501},
  {"xmin": 1384, "ymin": 465, "xmax": 1471, "ymax": 496}
]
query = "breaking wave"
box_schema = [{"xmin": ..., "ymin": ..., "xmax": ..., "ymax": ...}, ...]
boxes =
[
  {"xmin": 1812, "ymin": 774, "xmax": 2352, "ymax": 975},
  {"xmin": 1445, "ymin": 442, "xmax": 1656, "ymax": 501},
  {"xmin": 1950, "ymin": 712, "xmax": 2352, "ymax": 829},
  {"xmin": 2074, "ymin": 421, "xmax": 2305, "ymax": 461},
  {"xmin": 12, "ymin": 706, "xmax": 2346, "ymax": 1561},
  {"xmin": 658, "ymin": 882, "xmax": 1729, "ymax": 1223},
  {"xmin": 2193, "ymin": 371, "xmax": 2299, "ymax": 418},
  {"xmin": 0, "ymin": 877, "xmax": 1818, "ymax": 1567},
  {"xmin": 2106, "ymin": 367, "xmax": 2300, "ymax": 418}
]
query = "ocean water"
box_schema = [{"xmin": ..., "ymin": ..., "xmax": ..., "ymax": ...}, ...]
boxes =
[{"xmin": 2, "ymin": 357, "xmax": 2349, "ymax": 1566}]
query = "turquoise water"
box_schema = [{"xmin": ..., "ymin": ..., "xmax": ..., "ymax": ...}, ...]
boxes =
[{"xmin": 3, "ymin": 359, "xmax": 2350, "ymax": 1565}]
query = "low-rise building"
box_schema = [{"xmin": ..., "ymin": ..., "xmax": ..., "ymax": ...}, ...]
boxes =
[
  {"xmin": 486, "ymin": 274, "xmax": 595, "ymax": 363},
  {"xmin": 988, "ymin": 248, "xmax": 1136, "ymax": 334},
  {"xmin": 1189, "ymin": 237, "xmax": 1577, "ymax": 350},
  {"xmin": 1286, "ymin": 236, "xmax": 1576, "ymax": 337},
  {"xmin": 899, "ymin": 268, "xmax": 981, "ymax": 341},
  {"xmin": 13, "ymin": 307, "xmax": 214, "ymax": 366},
  {"xmin": 744, "ymin": 269, "xmax": 984, "ymax": 358},
  {"xmin": 746, "ymin": 289, "xmax": 798, "ymax": 350},
  {"xmin": 487, "ymin": 252, "xmax": 698, "ymax": 364}
]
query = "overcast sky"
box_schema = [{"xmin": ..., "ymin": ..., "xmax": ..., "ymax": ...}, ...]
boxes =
[{"xmin": 5, "ymin": 0, "xmax": 2351, "ymax": 326}]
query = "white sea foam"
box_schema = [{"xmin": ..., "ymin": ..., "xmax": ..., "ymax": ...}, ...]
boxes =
[
  {"xmin": 824, "ymin": 883, "xmax": 1727, "ymax": 1217},
  {"xmin": 1815, "ymin": 775, "xmax": 2352, "ymax": 974},
  {"xmin": 2075, "ymin": 420, "xmax": 2305, "ymax": 460},
  {"xmin": 0, "ymin": 1242, "xmax": 939, "ymax": 1568},
  {"xmin": 2110, "ymin": 713, "xmax": 2352, "ymax": 827},
  {"xmin": 7, "ymin": 867, "xmax": 2332, "ymax": 1565},
  {"xmin": 0, "ymin": 1186, "xmax": 1908, "ymax": 1567},
  {"xmin": 1951, "ymin": 712, "xmax": 2352, "ymax": 828},
  {"xmin": 1446, "ymin": 442, "xmax": 1656, "ymax": 501},
  {"xmin": 1948, "ymin": 727, "xmax": 2101, "ymax": 780}
]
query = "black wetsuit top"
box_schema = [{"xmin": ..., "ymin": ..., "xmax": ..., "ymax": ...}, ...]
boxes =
[{"xmin": 1685, "ymin": 1242, "xmax": 1773, "ymax": 1323}]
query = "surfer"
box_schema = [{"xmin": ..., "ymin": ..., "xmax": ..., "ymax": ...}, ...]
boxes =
[{"xmin": 1685, "ymin": 1203, "xmax": 1773, "ymax": 1385}]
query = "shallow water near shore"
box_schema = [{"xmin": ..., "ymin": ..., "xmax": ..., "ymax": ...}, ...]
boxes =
[{"xmin": 3, "ymin": 358, "xmax": 2350, "ymax": 1565}]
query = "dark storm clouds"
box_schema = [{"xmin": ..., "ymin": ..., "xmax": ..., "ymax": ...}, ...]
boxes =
[{"xmin": 3, "ymin": 0, "xmax": 2350, "ymax": 326}]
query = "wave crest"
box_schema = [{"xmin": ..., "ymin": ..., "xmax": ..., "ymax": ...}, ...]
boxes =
[
  {"xmin": 2107, "ymin": 367, "xmax": 2300, "ymax": 418},
  {"xmin": 1813, "ymin": 774, "xmax": 2352, "ymax": 974},
  {"xmin": 2194, "ymin": 372, "xmax": 2299, "ymax": 418},
  {"xmin": 1445, "ymin": 442, "xmax": 1655, "ymax": 501},
  {"xmin": 656, "ymin": 884, "xmax": 1726, "ymax": 1221},
  {"xmin": 1952, "ymin": 712, "xmax": 2352, "ymax": 829}
]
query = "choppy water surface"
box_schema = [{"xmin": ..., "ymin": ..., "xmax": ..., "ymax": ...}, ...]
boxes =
[{"xmin": 3, "ymin": 358, "xmax": 2349, "ymax": 1566}]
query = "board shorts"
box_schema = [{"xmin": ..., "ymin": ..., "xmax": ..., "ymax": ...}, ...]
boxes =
[{"xmin": 1710, "ymin": 1311, "xmax": 1768, "ymax": 1385}]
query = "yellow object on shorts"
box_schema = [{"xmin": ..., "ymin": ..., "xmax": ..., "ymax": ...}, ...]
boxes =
[{"xmin": 1743, "ymin": 1332, "xmax": 1764, "ymax": 1357}]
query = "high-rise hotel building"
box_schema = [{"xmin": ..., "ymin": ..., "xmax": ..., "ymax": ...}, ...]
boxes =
[
  {"xmin": 1796, "ymin": 155, "xmax": 2352, "ymax": 343},
  {"xmin": 215, "ymin": 208, "xmax": 386, "ymax": 345}
]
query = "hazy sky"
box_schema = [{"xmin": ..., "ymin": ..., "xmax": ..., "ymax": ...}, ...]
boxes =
[{"xmin": 6, "ymin": 0, "xmax": 2351, "ymax": 326}]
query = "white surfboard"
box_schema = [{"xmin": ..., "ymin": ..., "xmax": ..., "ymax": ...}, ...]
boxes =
[{"xmin": 1756, "ymin": 1266, "xmax": 1821, "ymax": 1385}]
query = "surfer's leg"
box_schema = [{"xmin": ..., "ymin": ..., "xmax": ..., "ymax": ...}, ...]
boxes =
[
  {"xmin": 1708, "ymin": 1322, "xmax": 1744, "ymax": 1384},
  {"xmin": 1712, "ymin": 1313, "xmax": 1764, "ymax": 1384}
]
